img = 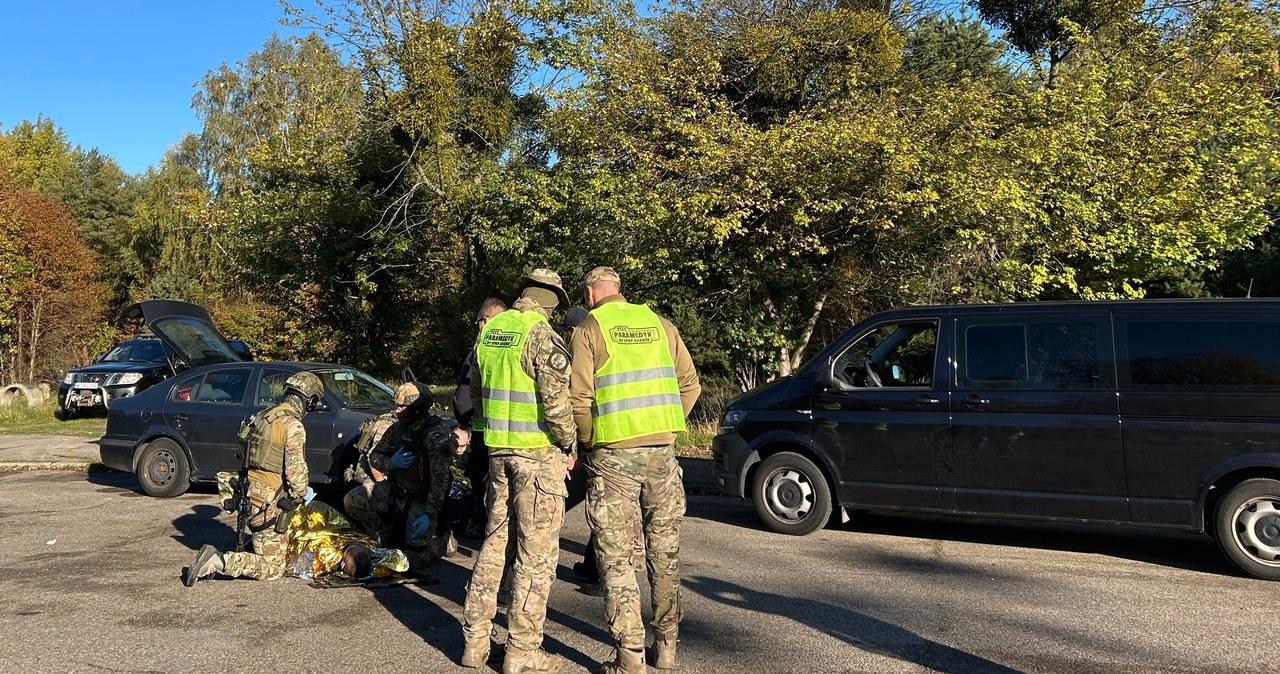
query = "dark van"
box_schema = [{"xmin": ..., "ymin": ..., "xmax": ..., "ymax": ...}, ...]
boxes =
[{"xmin": 712, "ymin": 299, "xmax": 1280, "ymax": 580}]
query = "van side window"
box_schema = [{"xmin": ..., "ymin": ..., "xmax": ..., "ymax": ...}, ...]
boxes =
[
  {"xmin": 832, "ymin": 322, "xmax": 937, "ymax": 388},
  {"xmin": 1120, "ymin": 316, "xmax": 1280, "ymax": 389},
  {"xmin": 959, "ymin": 317, "xmax": 1113, "ymax": 390}
]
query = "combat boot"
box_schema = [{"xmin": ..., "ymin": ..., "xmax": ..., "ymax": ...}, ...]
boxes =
[
  {"xmin": 460, "ymin": 638, "xmax": 491, "ymax": 668},
  {"xmin": 503, "ymin": 647, "xmax": 564, "ymax": 674},
  {"xmin": 600, "ymin": 647, "xmax": 645, "ymax": 674},
  {"xmin": 653, "ymin": 634, "xmax": 677, "ymax": 669},
  {"xmin": 184, "ymin": 544, "xmax": 224, "ymax": 587}
]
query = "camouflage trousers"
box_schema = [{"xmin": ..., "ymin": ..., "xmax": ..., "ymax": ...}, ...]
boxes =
[
  {"xmin": 587, "ymin": 443, "xmax": 685, "ymax": 650},
  {"xmin": 462, "ymin": 450, "xmax": 567, "ymax": 653},
  {"xmin": 222, "ymin": 508, "xmax": 288, "ymax": 581},
  {"xmin": 343, "ymin": 479, "xmax": 432, "ymax": 546}
]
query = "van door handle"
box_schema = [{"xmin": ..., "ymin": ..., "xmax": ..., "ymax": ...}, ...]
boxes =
[
  {"xmin": 962, "ymin": 395, "xmax": 990, "ymax": 407},
  {"xmin": 912, "ymin": 394, "xmax": 941, "ymax": 406}
]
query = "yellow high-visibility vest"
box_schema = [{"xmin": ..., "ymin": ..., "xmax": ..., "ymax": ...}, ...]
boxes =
[
  {"xmin": 476, "ymin": 310, "xmax": 554, "ymax": 449},
  {"xmin": 590, "ymin": 302, "xmax": 686, "ymax": 443}
]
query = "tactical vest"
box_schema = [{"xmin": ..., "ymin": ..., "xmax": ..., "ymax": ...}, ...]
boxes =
[
  {"xmin": 475, "ymin": 309, "xmax": 554, "ymax": 449},
  {"xmin": 246, "ymin": 403, "xmax": 296, "ymax": 473},
  {"xmin": 590, "ymin": 302, "xmax": 686, "ymax": 443},
  {"xmin": 356, "ymin": 412, "xmax": 396, "ymax": 454}
]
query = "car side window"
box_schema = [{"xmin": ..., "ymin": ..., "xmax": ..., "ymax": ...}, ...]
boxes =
[
  {"xmin": 257, "ymin": 369, "xmax": 292, "ymax": 406},
  {"xmin": 959, "ymin": 316, "xmax": 1114, "ymax": 390},
  {"xmin": 193, "ymin": 368, "xmax": 251, "ymax": 405},
  {"xmin": 832, "ymin": 322, "xmax": 937, "ymax": 388},
  {"xmin": 170, "ymin": 374, "xmax": 202, "ymax": 402}
]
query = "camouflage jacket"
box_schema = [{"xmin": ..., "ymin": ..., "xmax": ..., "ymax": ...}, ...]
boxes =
[
  {"xmin": 469, "ymin": 296, "xmax": 577, "ymax": 460},
  {"xmin": 368, "ymin": 409, "xmax": 455, "ymax": 516},
  {"xmin": 247, "ymin": 397, "xmax": 309, "ymax": 502}
]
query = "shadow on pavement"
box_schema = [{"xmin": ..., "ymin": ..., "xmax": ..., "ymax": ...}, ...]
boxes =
[
  {"xmin": 172, "ymin": 504, "xmax": 237, "ymax": 552},
  {"xmin": 697, "ymin": 495, "xmax": 1240, "ymax": 579},
  {"xmin": 685, "ymin": 574, "xmax": 1025, "ymax": 674},
  {"xmin": 834, "ymin": 512, "xmax": 1238, "ymax": 578}
]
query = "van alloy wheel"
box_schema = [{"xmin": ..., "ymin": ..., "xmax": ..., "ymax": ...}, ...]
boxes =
[
  {"xmin": 1230, "ymin": 496, "xmax": 1280, "ymax": 565},
  {"xmin": 1215, "ymin": 478, "xmax": 1280, "ymax": 580},
  {"xmin": 751, "ymin": 452, "xmax": 833, "ymax": 536},
  {"xmin": 764, "ymin": 468, "xmax": 814, "ymax": 522}
]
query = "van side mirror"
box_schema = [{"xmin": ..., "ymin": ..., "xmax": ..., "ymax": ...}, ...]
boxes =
[{"xmin": 813, "ymin": 368, "xmax": 838, "ymax": 391}]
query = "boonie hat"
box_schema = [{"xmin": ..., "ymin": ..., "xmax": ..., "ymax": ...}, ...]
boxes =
[{"xmin": 517, "ymin": 268, "xmax": 570, "ymax": 308}]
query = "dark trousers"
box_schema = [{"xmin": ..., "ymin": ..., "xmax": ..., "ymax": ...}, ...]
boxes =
[{"xmin": 464, "ymin": 432, "xmax": 490, "ymax": 528}]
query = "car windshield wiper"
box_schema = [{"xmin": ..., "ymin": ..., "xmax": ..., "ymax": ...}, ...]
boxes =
[{"xmin": 346, "ymin": 403, "xmax": 375, "ymax": 409}]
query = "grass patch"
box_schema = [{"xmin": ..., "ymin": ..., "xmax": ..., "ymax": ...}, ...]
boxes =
[
  {"xmin": 676, "ymin": 420, "xmax": 715, "ymax": 459},
  {"xmin": 0, "ymin": 400, "xmax": 106, "ymax": 438}
]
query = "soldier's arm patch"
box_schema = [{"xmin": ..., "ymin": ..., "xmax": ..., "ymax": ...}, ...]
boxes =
[{"xmin": 549, "ymin": 349, "xmax": 569, "ymax": 372}]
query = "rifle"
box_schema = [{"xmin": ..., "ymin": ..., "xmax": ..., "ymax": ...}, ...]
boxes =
[{"xmin": 233, "ymin": 412, "xmax": 261, "ymax": 552}]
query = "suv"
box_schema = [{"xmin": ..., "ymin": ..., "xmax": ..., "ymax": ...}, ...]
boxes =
[
  {"xmin": 59, "ymin": 335, "xmax": 175, "ymax": 416},
  {"xmin": 713, "ymin": 299, "xmax": 1280, "ymax": 580}
]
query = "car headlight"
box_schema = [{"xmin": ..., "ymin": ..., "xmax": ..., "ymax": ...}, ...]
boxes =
[
  {"xmin": 63, "ymin": 373, "xmax": 76, "ymax": 385},
  {"xmin": 718, "ymin": 410, "xmax": 747, "ymax": 435},
  {"xmin": 113, "ymin": 373, "xmax": 143, "ymax": 386}
]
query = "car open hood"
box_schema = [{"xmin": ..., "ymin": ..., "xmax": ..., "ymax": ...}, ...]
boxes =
[{"xmin": 123, "ymin": 300, "xmax": 244, "ymax": 369}]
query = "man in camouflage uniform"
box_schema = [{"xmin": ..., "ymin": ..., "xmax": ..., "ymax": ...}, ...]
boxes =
[
  {"xmin": 461, "ymin": 269, "xmax": 576, "ymax": 674},
  {"xmin": 345, "ymin": 382, "xmax": 422, "ymax": 488},
  {"xmin": 570, "ymin": 267, "xmax": 701, "ymax": 673},
  {"xmin": 185, "ymin": 371, "xmax": 325, "ymax": 585},
  {"xmin": 343, "ymin": 385, "xmax": 463, "ymax": 567}
]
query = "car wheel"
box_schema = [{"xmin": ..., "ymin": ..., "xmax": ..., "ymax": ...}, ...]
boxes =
[
  {"xmin": 1215, "ymin": 478, "xmax": 1280, "ymax": 580},
  {"xmin": 752, "ymin": 451, "xmax": 833, "ymax": 536},
  {"xmin": 135, "ymin": 438, "xmax": 191, "ymax": 498}
]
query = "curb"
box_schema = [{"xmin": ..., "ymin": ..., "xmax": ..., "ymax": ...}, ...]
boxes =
[{"xmin": 0, "ymin": 462, "xmax": 118, "ymax": 473}]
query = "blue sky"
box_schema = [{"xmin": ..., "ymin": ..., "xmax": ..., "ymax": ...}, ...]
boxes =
[{"xmin": 0, "ymin": 1, "xmax": 302, "ymax": 174}]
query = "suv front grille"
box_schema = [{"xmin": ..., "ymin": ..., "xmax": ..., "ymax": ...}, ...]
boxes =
[{"xmin": 77, "ymin": 373, "xmax": 108, "ymax": 384}]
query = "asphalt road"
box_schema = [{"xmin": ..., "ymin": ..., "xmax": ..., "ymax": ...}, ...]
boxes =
[{"xmin": 0, "ymin": 470, "xmax": 1271, "ymax": 674}]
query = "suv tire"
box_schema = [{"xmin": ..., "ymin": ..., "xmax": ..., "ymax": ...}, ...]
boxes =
[
  {"xmin": 752, "ymin": 451, "xmax": 833, "ymax": 536},
  {"xmin": 1215, "ymin": 478, "xmax": 1280, "ymax": 580},
  {"xmin": 136, "ymin": 438, "xmax": 191, "ymax": 498}
]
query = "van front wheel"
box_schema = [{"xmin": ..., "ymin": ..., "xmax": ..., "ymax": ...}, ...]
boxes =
[
  {"xmin": 752, "ymin": 452, "xmax": 833, "ymax": 536},
  {"xmin": 1216, "ymin": 478, "xmax": 1280, "ymax": 580}
]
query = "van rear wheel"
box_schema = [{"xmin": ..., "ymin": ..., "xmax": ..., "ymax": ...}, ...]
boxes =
[
  {"xmin": 752, "ymin": 452, "xmax": 833, "ymax": 536},
  {"xmin": 1215, "ymin": 478, "xmax": 1280, "ymax": 580}
]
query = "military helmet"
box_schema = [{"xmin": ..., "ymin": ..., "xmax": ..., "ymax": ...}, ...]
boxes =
[
  {"xmin": 394, "ymin": 382, "xmax": 421, "ymax": 406},
  {"xmin": 284, "ymin": 371, "xmax": 324, "ymax": 401}
]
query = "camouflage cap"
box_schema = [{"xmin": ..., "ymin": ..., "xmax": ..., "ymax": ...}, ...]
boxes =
[
  {"xmin": 394, "ymin": 382, "xmax": 421, "ymax": 406},
  {"xmin": 584, "ymin": 266, "xmax": 621, "ymax": 286},
  {"xmin": 516, "ymin": 268, "xmax": 570, "ymax": 308}
]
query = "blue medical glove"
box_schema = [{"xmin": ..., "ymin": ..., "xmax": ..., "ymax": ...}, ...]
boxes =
[
  {"xmin": 303, "ymin": 487, "xmax": 316, "ymax": 505},
  {"xmin": 408, "ymin": 513, "xmax": 433, "ymax": 545},
  {"xmin": 390, "ymin": 447, "xmax": 416, "ymax": 470}
]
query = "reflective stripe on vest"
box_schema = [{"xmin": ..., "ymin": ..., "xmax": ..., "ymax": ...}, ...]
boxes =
[
  {"xmin": 590, "ymin": 302, "xmax": 686, "ymax": 443},
  {"xmin": 475, "ymin": 309, "xmax": 554, "ymax": 449}
]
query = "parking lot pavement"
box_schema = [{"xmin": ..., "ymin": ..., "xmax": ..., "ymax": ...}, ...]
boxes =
[
  {"xmin": 1, "ymin": 470, "xmax": 1273, "ymax": 674},
  {"xmin": 0, "ymin": 434, "xmax": 100, "ymax": 470}
]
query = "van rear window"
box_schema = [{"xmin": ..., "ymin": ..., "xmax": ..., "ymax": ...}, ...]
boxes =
[{"xmin": 1122, "ymin": 318, "xmax": 1280, "ymax": 389}]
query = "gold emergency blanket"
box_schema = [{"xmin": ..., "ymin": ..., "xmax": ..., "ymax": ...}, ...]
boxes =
[{"xmin": 283, "ymin": 502, "xmax": 408, "ymax": 578}]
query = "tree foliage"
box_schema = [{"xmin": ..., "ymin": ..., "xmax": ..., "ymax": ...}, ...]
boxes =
[{"xmin": 6, "ymin": 0, "xmax": 1280, "ymax": 392}]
